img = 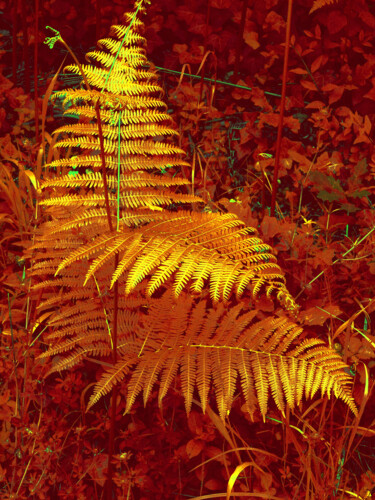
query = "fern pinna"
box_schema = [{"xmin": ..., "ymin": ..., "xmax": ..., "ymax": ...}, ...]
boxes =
[{"xmin": 32, "ymin": 0, "xmax": 357, "ymax": 420}]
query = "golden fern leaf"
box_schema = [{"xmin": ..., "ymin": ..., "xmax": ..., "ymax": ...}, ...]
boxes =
[
  {"xmin": 54, "ymin": 121, "xmax": 179, "ymax": 141},
  {"xmin": 310, "ymin": 0, "xmax": 340, "ymax": 13},
  {"xmin": 54, "ymin": 232, "xmax": 120, "ymax": 274},
  {"xmin": 86, "ymin": 291, "xmax": 357, "ymax": 419},
  {"xmin": 53, "ymin": 137, "xmax": 185, "ymax": 156},
  {"xmin": 59, "ymin": 107, "xmax": 171, "ymax": 126},
  {"xmin": 47, "ymin": 348, "xmax": 88, "ymax": 375},
  {"xmin": 52, "ymin": 88, "xmax": 166, "ymax": 110},
  {"xmin": 42, "ymin": 204, "xmax": 295, "ymax": 309},
  {"xmin": 196, "ymin": 348, "xmax": 212, "ymax": 414},
  {"xmin": 38, "ymin": 281, "xmax": 146, "ymax": 370},
  {"xmin": 32, "ymin": 1, "xmax": 355, "ymax": 427},
  {"xmin": 37, "ymin": 209, "xmax": 111, "ymax": 235},
  {"xmin": 47, "ymin": 155, "xmax": 190, "ymax": 172}
]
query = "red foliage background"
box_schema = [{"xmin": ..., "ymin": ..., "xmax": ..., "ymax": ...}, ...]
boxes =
[{"xmin": 0, "ymin": 0, "xmax": 375, "ymax": 498}]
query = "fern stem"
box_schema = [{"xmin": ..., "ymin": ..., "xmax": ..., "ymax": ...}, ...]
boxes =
[
  {"xmin": 12, "ymin": 0, "xmax": 18, "ymax": 86},
  {"xmin": 112, "ymin": 259, "xmax": 119, "ymax": 366},
  {"xmin": 104, "ymin": 7, "xmax": 146, "ymax": 495},
  {"xmin": 105, "ymin": 303, "xmax": 119, "ymax": 498},
  {"xmin": 50, "ymin": 33, "xmax": 114, "ymax": 230},
  {"xmin": 270, "ymin": 0, "xmax": 293, "ymax": 217},
  {"xmin": 105, "ymin": 385, "xmax": 118, "ymax": 500},
  {"xmin": 117, "ymin": 115, "xmax": 121, "ymax": 231},
  {"xmin": 55, "ymin": 36, "xmax": 91, "ymax": 91},
  {"xmin": 198, "ymin": 0, "xmax": 211, "ymax": 105},
  {"xmin": 21, "ymin": 0, "xmax": 30, "ymax": 93},
  {"xmin": 105, "ymin": 257, "xmax": 119, "ymax": 499},
  {"xmin": 34, "ymin": 0, "xmax": 40, "ymax": 144},
  {"xmin": 95, "ymin": 101, "xmax": 113, "ymax": 232}
]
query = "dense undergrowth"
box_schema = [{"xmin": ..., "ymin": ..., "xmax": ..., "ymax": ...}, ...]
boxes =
[{"xmin": 1, "ymin": 0, "xmax": 375, "ymax": 498}]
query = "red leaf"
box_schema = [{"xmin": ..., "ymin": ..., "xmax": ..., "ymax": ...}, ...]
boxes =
[
  {"xmin": 283, "ymin": 116, "xmax": 301, "ymax": 133},
  {"xmin": 353, "ymin": 133, "xmax": 371, "ymax": 145},
  {"xmin": 288, "ymin": 149, "xmax": 311, "ymax": 170},
  {"xmin": 261, "ymin": 472, "xmax": 274, "ymax": 491},
  {"xmin": 264, "ymin": 11, "xmax": 285, "ymax": 34},
  {"xmin": 232, "ymin": 80, "xmax": 252, "ymax": 100},
  {"xmin": 326, "ymin": 11, "xmax": 347, "ymax": 34},
  {"xmin": 314, "ymin": 248, "xmax": 335, "ymax": 266},
  {"xmin": 210, "ymin": 0, "xmax": 232, "ymax": 8},
  {"xmin": 329, "ymin": 86, "xmax": 345, "ymax": 104},
  {"xmin": 187, "ymin": 410, "xmax": 203, "ymax": 434},
  {"xmin": 205, "ymin": 479, "xmax": 224, "ymax": 490},
  {"xmin": 243, "ymin": 31, "xmax": 260, "ymax": 50},
  {"xmin": 305, "ymin": 100, "xmax": 325, "ymax": 109},
  {"xmin": 260, "ymin": 216, "xmax": 281, "ymax": 239},
  {"xmin": 300, "ymin": 305, "xmax": 343, "ymax": 326},
  {"xmin": 258, "ymin": 112, "xmax": 279, "ymax": 129},
  {"xmin": 173, "ymin": 43, "xmax": 188, "ymax": 55},
  {"xmin": 300, "ymin": 80, "xmax": 318, "ymax": 91},
  {"xmin": 364, "ymin": 115, "xmax": 372, "ymax": 135},
  {"xmin": 251, "ymin": 87, "xmax": 273, "ymax": 111},
  {"xmin": 84, "ymin": 454, "xmax": 108, "ymax": 487},
  {"xmin": 290, "ymin": 67, "xmax": 309, "ymax": 75},
  {"xmin": 322, "ymin": 83, "xmax": 337, "ymax": 91},
  {"xmin": 364, "ymin": 79, "xmax": 375, "ymax": 101},
  {"xmin": 359, "ymin": 9, "xmax": 375, "ymax": 28},
  {"xmin": 311, "ymin": 55, "xmax": 324, "ymax": 73},
  {"xmin": 186, "ymin": 438, "xmax": 204, "ymax": 458}
]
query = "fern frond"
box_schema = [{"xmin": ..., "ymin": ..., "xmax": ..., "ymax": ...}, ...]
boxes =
[
  {"xmin": 99, "ymin": 31, "xmax": 146, "ymax": 49},
  {"xmin": 54, "ymin": 122, "xmax": 179, "ymax": 141},
  {"xmin": 38, "ymin": 209, "xmax": 112, "ymax": 235},
  {"xmin": 110, "ymin": 23, "xmax": 146, "ymax": 42},
  {"xmin": 61, "ymin": 106, "xmax": 171, "ymax": 125},
  {"xmin": 54, "ymin": 137, "xmax": 186, "ymax": 156},
  {"xmin": 64, "ymin": 64, "xmax": 157, "ymax": 94},
  {"xmin": 87, "ymin": 293, "xmax": 357, "ymax": 419},
  {"xmin": 87, "ymin": 357, "xmax": 138, "ymax": 408},
  {"xmin": 41, "ymin": 191, "xmax": 200, "ymax": 209},
  {"xmin": 52, "ymin": 88, "xmax": 166, "ymax": 110},
  {"xmin": 86, "ymin": 50, "xmax": 153, "ymax": 75},
  {"xmin": 310, "ymin": 0, "xmax": 339, "ymax": 14},
  {"xmin": 47, "ymin": 154, "xmax": 190, "ymax": 172},
  {"xmin": 40, "ymin": 172, "xmax": 190, "ymax": 192},
  {"xmin": 39, "ymin": 333, "xmax": 105, "ymax": 358},
  {"xmin": 84, "ymin": 233, "xmax": 142, "ymax": 284},
  {"xmin": 37, "ymin": 288, "xmax": 92, "ymax": 310},
  {"xmin": 33, "ymin": 0, "xmax": 355, "ymax": 429},
  {"xmin": 46, "ymin": 318, "xmax": 107, "ymax": 340},
  {"xmin": 196, "ymin": 348, "xmax": 212, "ymax": 414},
  {"xmin": 47, "ymin": 348, "xmax": 87, "ymax": 375},
  {"xmin": 54, "ymin": 232, "xmax": 119, "ymax": 275}
]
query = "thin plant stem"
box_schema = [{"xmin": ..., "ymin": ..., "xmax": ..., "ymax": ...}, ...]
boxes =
[
  {"xmin": 12, "ymin": 0, "xmax": 18, "ymax": 86},
  {"xmin": 295, "ymin": 225, "xmax": 375, "ymax": 300},
  {"xmin": 155, "ymin": 66, "xmax": 284, "ymax": 99},
  {"xmin": 21, "ymin": 0, "xmax": 30, "ymax": 92},
  {"xmin": 7, "ymin": 293, "xmax": 20, "ymax": 417},
  {"xmin": 34, "ymin": 0, "xmax": 40, "ymax": 143},
  {"xmin": 270, "ymin": 0, "xmax": 293, "ymax": 216}
]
